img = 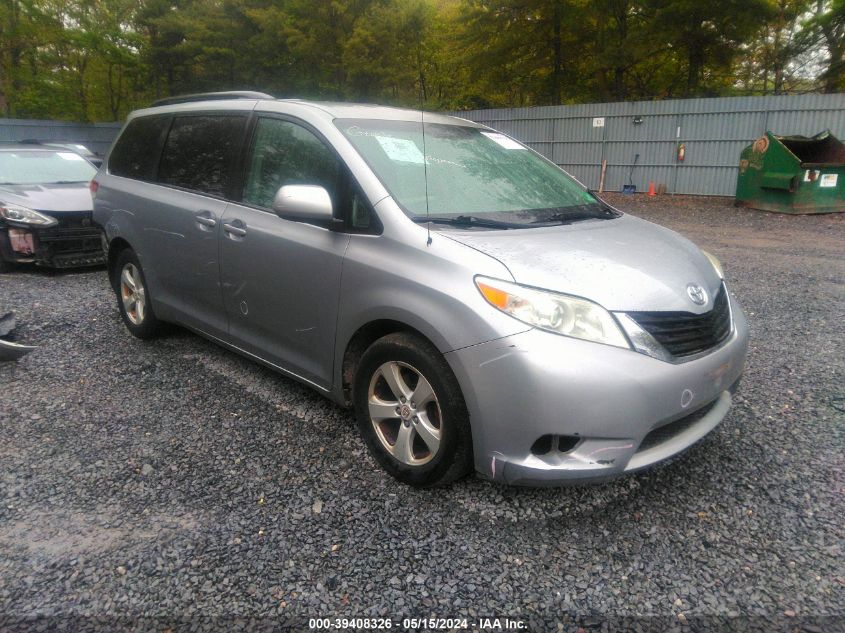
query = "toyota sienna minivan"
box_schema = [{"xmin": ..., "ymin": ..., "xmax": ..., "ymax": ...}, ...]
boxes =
[{"xmin": 92, "ymin": 91, "xmax": 748, "ymax": 487}]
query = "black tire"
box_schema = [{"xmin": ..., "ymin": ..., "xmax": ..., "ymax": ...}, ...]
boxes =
[
  {"xmin": 112, "ymin": 248, "xmax": 163, "ymax": 339},
  {"xmin": 0, "ymin": 258, "xmax": 14, "ymax": 273},
  {"xmin": 353, "ymin": 332, "xmax": 473, "ymax": 487}
]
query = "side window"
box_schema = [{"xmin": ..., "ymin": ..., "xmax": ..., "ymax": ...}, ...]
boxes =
[
  {"xmin": 351, "ymin": 190, "xmax": 372, "ymax": 230},
  {"xmin": 157, "ymin": 115, "xmax": 246, "ymax": 197},
  {"xmin": 243, "ymin": 118, "xmax": 340, "ymax": 209},
  {"xmin": 108, "ymin": 116, "xmax": 169, "ymax": 180}
]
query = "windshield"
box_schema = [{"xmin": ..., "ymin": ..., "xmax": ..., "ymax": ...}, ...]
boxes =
[
  {"xmin": 0, "ymin": 150, "xmax": 96, "ymax": 185},
  {"xmin": 337, "ymin": 118, "xmax": 611, "ymax": 225}
]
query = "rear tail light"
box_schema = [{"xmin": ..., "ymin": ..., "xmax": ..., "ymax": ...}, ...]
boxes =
[{"xmin": 89, "ymin": 179, "xmax": 99, "ymax": 196}]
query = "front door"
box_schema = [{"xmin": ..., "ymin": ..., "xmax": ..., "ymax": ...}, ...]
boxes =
[{"xmin": 219, "ymin": 116, "xmax": 350, "ymax": 389}]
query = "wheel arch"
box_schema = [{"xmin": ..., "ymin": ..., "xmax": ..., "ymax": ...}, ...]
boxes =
[
  {"xmin": 107, "ymin": 237, "xmax": 133, "ymax": 289},
  {"xmin": 339, "ymin": 319, "xmax": 441, "ymax": 407}
]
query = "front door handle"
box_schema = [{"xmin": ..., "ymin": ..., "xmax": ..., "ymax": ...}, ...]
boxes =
[
  {"xmin": 223, "ymin": 222, "xmax": 247, "ymax": 237},
  {"xmin": 195, "ymin": 211, "xmax": 217, "ymax": 229}
]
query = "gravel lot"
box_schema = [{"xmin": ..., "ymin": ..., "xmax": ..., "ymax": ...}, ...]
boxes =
[{"xmin": 1, "ymin": 195, "xmax": 843, "ymax": 632}]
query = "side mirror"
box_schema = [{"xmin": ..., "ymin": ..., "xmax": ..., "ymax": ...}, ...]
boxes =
[{"xmin": 272, "ymin": 185, "xmax": 334, "ymax": 222}]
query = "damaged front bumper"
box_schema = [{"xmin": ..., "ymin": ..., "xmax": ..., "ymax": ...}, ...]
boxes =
[
  {"xmin": 445, "ymin": 295, "xmax": 749, "ymax": 486},
  {"xmin": 0, "ymin": 211, "xmax": 105, "ymax": 268}
]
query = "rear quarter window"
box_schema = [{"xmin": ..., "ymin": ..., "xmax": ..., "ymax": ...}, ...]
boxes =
[
  {"xmin": 157, "ymin": 115, "xmax": 247, "ymax": 198},
  {"xmin": 108, "ymin": 116, "xmax": 170, "ymax": 181}
]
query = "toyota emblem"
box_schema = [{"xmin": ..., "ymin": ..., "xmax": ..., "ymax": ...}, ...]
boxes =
[{"xmin": 686, "ymin": 283, "xmax": 707, "ymax": 306}]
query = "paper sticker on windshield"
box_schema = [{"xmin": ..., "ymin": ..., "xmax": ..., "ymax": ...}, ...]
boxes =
[
  {"xmin": 480, "ymin": 131, "xmax": 525, "ymax": 150},
  {"xmin": 375, "ymin": 136, "xmax": 424, "ymax": 164},
  {"xmin": 819, "ymin": 173, "xmax": 838, "ymax": 188},
  {"xmin": 57, "ymin": 152, "xmax": 85, "ymax": 161}
]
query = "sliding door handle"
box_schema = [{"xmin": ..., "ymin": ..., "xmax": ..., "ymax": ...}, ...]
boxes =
[{"xmin": 223, "ymin": 222, "xmax": 247, "ymax": 237}]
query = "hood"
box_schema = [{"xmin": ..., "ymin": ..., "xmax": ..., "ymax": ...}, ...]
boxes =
[
  {"xmin": 442, "ymin": 214, "xmax": 722, "ymax": 313},
  {"xmin": 0, "ymin": 183, "xmax": 93, "ymax": 213}
]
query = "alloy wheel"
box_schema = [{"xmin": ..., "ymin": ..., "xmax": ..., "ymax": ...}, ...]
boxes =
[
  {"xmin": 120, "ymin": 262, "xmax": 146, "ymax": 325},
  {"xmin": 367, "ymin": 361, "xmax": 443, "ymax": 466}
]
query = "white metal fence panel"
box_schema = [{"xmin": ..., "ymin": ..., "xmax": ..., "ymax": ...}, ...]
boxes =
[{"xmin": 445, "ymin": 94, "xmax": 845, "ymax": 196}]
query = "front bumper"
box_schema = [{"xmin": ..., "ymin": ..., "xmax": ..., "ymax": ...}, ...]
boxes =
[
  {"xmin": 445, "ymin": 294, "xmax": 749, "ymax": 486},
  {"xmin": 0, "ymin": 213, "xmax": 105, "ymax": 268}
]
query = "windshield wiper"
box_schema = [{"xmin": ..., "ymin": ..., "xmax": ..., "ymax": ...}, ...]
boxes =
[
  {"xmin": 47, "ymin": 180, "xmax": 87, "ymax": 184},
  {"xmin": 531, "ymin": 212, "xmax": 604, "ymax": 225},
  {"xmin": 412, "ymin": 215, "xmax": 520, "ymax": 229},
  {"xmin": 531, "ymin": 205, "xmax": 619, "ymax": 225}
]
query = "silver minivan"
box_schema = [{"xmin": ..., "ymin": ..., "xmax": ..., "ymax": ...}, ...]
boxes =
[{"xmin": 93, "ymin": 91, "xmax": 748, "ymax": 487}]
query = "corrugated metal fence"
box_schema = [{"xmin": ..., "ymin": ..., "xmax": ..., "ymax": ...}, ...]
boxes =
[
  {"xmin": 446, "ymin": 94, "xmax": 845, "ymax": 196},
  {"xmin": 0, "ymin": 118, "xmax": 122, "ymax": 157}
]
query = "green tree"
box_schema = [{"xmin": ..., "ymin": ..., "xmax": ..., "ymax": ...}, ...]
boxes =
[
  {"xmin": 580, "ymin": 0, "xmax": 681, "ymax": 101},
  {"xmin": 646, "ymin": 0, "xmax": 775, "ymax": 96},
  {"xmin": 0, "ymin": 0, "xmax": 838, "ymax": 121},
  {"xmin": 734, "ymin": 0, "xmax": 813, "ymax": 95},
  {"xmin": 801, "ymin": 0, "xmax": 845, "ymax": 91},
  {"xmin": 343, "ymin": 0, "xmax": 435, "ymax": 103},
  {"xmin": 451, "ymin": 0, "xmax": 588, "ymax": 107},
  {"xmin": 275, "ymin": 0, "xmax": 381, "ymax": 98},
  {"xmin": 0, "ymin": 0, "xmax": 41, "ymax": 116}
]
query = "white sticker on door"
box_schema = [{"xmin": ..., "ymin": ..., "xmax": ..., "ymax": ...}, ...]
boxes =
[
  {"xmin": 375, "ymin": 136, "xmax": 425, "ymax": 164},
  {"xmin": 819, "ymin": 173, "xmax": 838, "ymax": 188},
  {"xmin": 480, "ymin": 131, "xmax": 525, "ymax": 150}
]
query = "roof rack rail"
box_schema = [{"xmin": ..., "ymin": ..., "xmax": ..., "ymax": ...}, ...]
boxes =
[{"xmin": 150, "ymin": 91, "xmax": 274, "ymax": 107}]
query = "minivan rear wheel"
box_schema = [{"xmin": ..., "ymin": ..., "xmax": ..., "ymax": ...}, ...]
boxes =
[
  {"xmin": 353, "ymin": 332, "xmax": 473, "ymax": 487},
  {"xmin": 112, "ymin": 248, "xmax": 162, "ymax": 339}
]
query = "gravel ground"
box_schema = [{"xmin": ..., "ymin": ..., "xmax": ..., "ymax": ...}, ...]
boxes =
[{"xmin": 1, "ymin": 195, "xmax": 843, "ymax": 632}]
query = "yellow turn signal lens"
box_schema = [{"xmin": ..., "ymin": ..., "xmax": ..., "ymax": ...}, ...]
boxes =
[{"xmin": 477, "ymin": 281, "xmax": 510, "ymax": 309}]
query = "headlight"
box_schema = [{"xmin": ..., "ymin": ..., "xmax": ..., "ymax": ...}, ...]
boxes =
[
  {"xmin": 701, "ymin": 250, "xmax": 724, "ymax": 279},
  {"xmin": 0, "ymin": 203, "xmax": 57, "ymax": 227},
  {"xmin": 475, "ymin": 276, "xmax": 630, "ymax": 348}
]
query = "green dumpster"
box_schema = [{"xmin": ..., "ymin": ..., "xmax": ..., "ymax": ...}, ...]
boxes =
[{"xmin": 735, "ymin": 130, "xmax": 845, "ymax": 214}]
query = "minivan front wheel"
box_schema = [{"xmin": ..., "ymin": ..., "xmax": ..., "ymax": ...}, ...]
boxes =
[
  {"xmin": 113, "ymin": 248, "xmax": 162, "ymax": 339},
  {"xmin": 353, "ymin": 333, "xmax": 473, "ymax": 487}
]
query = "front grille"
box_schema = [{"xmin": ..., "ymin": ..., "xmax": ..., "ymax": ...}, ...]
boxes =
[
  {"xmin": 37, "ymin": 214, "xmax": 102, "ymax": 256},
  {"xmin": 637, "ymin": 399, "xmax": 718, "ymax": 453},
  {"xmin": 626, "ymin": 285, "xmax": 731, "ymax": 358}
]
